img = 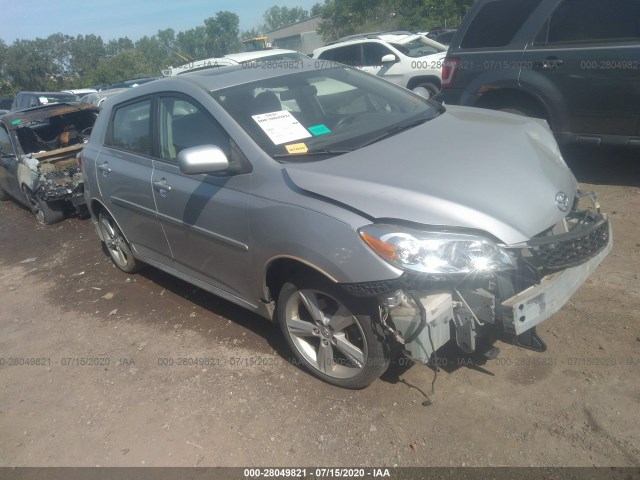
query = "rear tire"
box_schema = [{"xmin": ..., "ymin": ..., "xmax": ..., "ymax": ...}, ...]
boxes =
[
  {"xmin": 412, "ymin": 82, "xmax": 439, "ymax": 99},
  {"xmin": 500, "ymin": 106, "xmax": 534, "ymax": 117},
  {"xmin": 98, "ymin": 212, "xmax": 140, "ymax": 273},
  {"xmin": 21, "ymin": 186, "xmax": 65, "ymax": 225},
  {"xmin": 277, "ymin": 274, "xmax": 389, "ymax": 389}
]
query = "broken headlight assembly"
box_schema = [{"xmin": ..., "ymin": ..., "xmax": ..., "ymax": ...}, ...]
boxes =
[{"xmin": 359, "ymin": 224, "xmax": 516, "ymax": 275}]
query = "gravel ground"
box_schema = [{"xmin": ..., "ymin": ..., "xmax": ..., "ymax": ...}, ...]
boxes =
[{"xmin": 0, "ymin": 145, "xmax": 638, "ymax": 467}]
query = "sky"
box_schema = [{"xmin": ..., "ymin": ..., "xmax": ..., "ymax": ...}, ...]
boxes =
[{"xmin": 1, "ymin": 0, "xmax": 321, "ymax": 44}]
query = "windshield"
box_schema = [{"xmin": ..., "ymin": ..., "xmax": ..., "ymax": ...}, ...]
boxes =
[
  {"xmin": 390, "ymin": 38, "xmax": 444, "ymax": 58},
  {"xmin": 212, "ymin": 67, "xmax": 441, "ymax": 160},
  {"xmin": 39, "ymin": 93, "xmax": 81, "ymax": 104}
]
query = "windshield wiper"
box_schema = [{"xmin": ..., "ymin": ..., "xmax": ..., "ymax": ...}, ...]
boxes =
[
  {"xmin": 272, "ymin": 148, "xmax": 352, "ymax": 158},
  {"xmin": 357, "ymin": 116, "xmax": 432, "ymax": 149}
]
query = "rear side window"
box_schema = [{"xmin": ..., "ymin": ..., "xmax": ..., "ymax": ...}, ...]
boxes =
[
  {"xmin": 539, "ymin": 0, "xmax": 640, "ymax": 44},
  {"xmin": 319, "ymin": 44, "xmax": 362, "ymax": 66},
  {"xmin": 107, "ymin": 99, "xmax": 152, "ymax": 155},
  {"xmin": 460, "ymin": 0, "xmax": 542, "ymax": 48}
]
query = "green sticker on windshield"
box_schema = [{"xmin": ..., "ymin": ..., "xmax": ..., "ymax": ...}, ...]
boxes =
[
  {"xmin": 11, "ymin": 119, "xmax": 22, "ymax": 125},
  {"xmin": 308, "ymin": 124, "xmax": 330, "ymax": 136}
]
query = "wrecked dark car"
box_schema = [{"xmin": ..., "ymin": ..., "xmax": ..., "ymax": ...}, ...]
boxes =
[{"xmin": 0, "ymin": 103, "xmax": 99, "ymax": 224}]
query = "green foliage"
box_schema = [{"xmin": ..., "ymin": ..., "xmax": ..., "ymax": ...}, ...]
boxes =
[
  {"xmin": 264, "ymin": 6, "xmax": 310, "ymax": 31},
  {"xmin": 89, "ymin": 50, "xmax": 152, "ymax": 86},
  {"xmin": 310, "ymin": 3, "xmax": 325, "ymax": 16},
  {"xmin": 204, "ymin": 11, "xmax": 242, "ymax": 57},
  {"xmin": 318, "ymin": 0, "xmax": 474, "ymax": 41},
  {"xmin": 0, "ymin": 1, "xmax": 473, "ymax": 95},
  {"xmin": 176, "ymin": 26, "xmax": 209, "ymax": 63}
]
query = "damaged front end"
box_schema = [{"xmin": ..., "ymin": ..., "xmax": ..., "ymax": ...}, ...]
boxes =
[
  {"xmin": 12, "ymin": 104, "xmax": 98, "ymax": 213},
  {"xmin": 32, "ymin": 146, "xmax": 86, "ymax": 208},
  {"xmin": 347, "ymin": 193, "xmax": 612, "ymax": 363}
]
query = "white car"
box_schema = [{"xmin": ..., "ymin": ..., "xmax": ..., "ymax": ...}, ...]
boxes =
[
  {"xmin": 161, "ymin": 49, "xmax": 310, "ymax": 77},
  {"xmin": 313, "ymin": 33, "xmax": 447, "ymax": 98}
]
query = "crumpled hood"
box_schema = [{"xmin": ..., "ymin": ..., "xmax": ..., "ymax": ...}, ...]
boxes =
[{"xmin": 284, "ymin": 105, "xmax": 577, "ymax": 246}]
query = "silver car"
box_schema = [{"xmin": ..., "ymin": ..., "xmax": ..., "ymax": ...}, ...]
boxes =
[{"xmin": 81, "ymin": 62, "xmax": 612, "ymax": 388}]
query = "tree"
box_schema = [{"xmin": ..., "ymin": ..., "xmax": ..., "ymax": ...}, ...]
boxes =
[
  {"xmin": 241, "ymin": 27, "xmax": 265, "ymax": 40},
  {"xmin": 69, "ymin": 34, "xmax": 105, "ymax": 80},
  {"xmin": 135, "ymin": 35, "xmax": 172, "ymax": 74},
  {"xmin": 89, "ymin": 50, "xmax": 153, "ymax": 85},
  {"xmin": 204, "ymin": 11, "xmax": 242, "ymax": 56},
  {"xmin": 105, "ymin": 37, "xmax": 135, "ymax": 57},
  {"xmin": 176, "ymin": 27, "xmax": 208, "ymax": 63},
  {"xmin": 318, "ymin": 0, "xmax": 389, "ymax": 40},
  {"xmin": 263, "ymin": 6, "xmax": 310, "ymax": 31},
  {"xmin": 310, "ymin": 3, "xmax": 324, "ymax": 16},
  {"xmin": 317, "ymin": 0, "xmax": 474, "ymax": 41},
  {"xmin": 4, "ymin": 38, "xmax": 62, "ymax": 91}
]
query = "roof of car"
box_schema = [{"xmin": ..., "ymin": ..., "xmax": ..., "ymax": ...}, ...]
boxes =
[
  {"xmin": 1, "ymin": 102, "xmax": 98, "ymax": 128},
  {"xmin": 164, "ymin": 49, "xmax": 306, "ymax": 76},
  {"xmin": 104, "ymin": 60, "xmax": 346, "ymax": 105},
  {"xmin": 17, "ymin": 91, "xmax": 80, "ymax": 96},
  {"xmin": 222, "ymin": 48, "xmax": 304, "ymax": 62},
  {"xmin": 316, "ymin": 33, "xmax": 446, "ymax": 53}
]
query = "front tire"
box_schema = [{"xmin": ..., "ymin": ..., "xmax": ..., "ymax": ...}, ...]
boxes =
[
  {"xmin": 98, "ymin": 212, "xmax": 140, "ymax": 273},
  {"xmin": 277, "ymin": 275, "xmax": 389, "ymax": 389},
  {"xmin": 21, "ymin": 186, "xmax": 65, "ymax": 225}
]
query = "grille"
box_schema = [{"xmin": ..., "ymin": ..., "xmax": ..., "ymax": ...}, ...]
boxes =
[{"xmin": 524, "ymin": 214, "xmax": 610, "ymax": 270}]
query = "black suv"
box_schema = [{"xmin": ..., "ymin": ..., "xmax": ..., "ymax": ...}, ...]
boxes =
[{"xmin": 436, "ymin": 0, "xmax": 640, "ymax": 147}]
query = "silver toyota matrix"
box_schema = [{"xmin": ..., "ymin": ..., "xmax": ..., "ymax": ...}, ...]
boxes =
[{"xmin": 81, "ymin": 61, "xmax": 612, "ymax": 388}]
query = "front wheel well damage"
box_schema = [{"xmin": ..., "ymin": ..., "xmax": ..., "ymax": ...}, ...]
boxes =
[
  {"xmin": 89, "ymin": 199, "xmax": 106, "ymax": 219},
  {"xmin": 264, "ymin": 258, "xmax": 335, "ymax": 306}
]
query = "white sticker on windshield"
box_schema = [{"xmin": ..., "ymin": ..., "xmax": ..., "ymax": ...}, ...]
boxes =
[{"xmin": 252, "ymin": 110, "xmax": 311, "ymax": 145}]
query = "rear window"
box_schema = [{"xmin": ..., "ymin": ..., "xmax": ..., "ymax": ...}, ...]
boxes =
[
  {"xmin": 318, "ymin": 44, "xmax": 362, "ymax": 67},
  {"xmin": 460, "ymin": 0, "xmax": 542, "ymax": 48},
  {"xmin": 538, "ymin": 0, "xmax": 640, "ymax": 44}
]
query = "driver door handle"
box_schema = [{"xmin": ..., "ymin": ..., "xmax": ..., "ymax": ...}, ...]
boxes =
[
  {"xmin": 97, "ymin": 163, "xmax": 111, "ymax": 176},
  {"xmin": 153, "ymin": 178, "xmax": 172, "ymax": 197}
]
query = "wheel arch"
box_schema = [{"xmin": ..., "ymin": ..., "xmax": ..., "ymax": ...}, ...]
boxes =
[
  {"xmin": 263, "ymin": 256, "xmax": 338, "ymax": 308},
  {"xmin": 474, "ymin": 87, "xmax": 554, "ymax": 127},
  {"xmin": 88, "ymin": 199, "xmax": 133, "ymax": 245},
  {"xmin": 407, "ymin": 75, "xmax": 442, "ymax": 90}
]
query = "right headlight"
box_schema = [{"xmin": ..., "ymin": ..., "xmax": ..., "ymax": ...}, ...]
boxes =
[{"xmin": 359, "ymin": 224, "xmax": 516, "ymax": 275}]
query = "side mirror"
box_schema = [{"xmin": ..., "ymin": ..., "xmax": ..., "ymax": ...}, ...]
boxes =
[
  {"xmin": 381, "ymin": 54, "xmax": 398, "ymax": 64},
  {"xmin": 178, "ymin": 145, "xmax": 229, "ymax": 175}
]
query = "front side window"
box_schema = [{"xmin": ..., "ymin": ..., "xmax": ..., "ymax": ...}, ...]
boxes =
[
  {"xmin": 391, "ymin": 39, "xmax": 443, "ymax": 58},
  {"xmin": 108, "ymin": 99, "xmax": 152, "ymax": 155},
  {"xmin": 461, "ymin": 0, "xmax": 542, "ymax": 48},
  {"xmin": 538, "ymin": 0, "xmax": 640, "ymax": 44},
  {"xmin": 362, "ymin": 43, "xmax": 394, "ymax": 66},
  {"xmin": 158, "ymin": 96, "xmax": 231, "ymax": 162}
]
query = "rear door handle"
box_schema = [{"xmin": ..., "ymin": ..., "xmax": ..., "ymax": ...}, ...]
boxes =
[
  {"xmin": 534, "ymin": 57, "xmax": 564, "ymax": 70},
  {"xmin": 97, "ymin": 163, "xmax": 111, "ymax": 176},
  {"xmin": 153, "ymin": 178, "xmax": 172, "ymax": 197}
]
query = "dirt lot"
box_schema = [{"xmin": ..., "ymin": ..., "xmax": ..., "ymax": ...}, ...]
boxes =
[{"xmin": 0, "ymin": 146, "xmax": 639, "ymax": 468}]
